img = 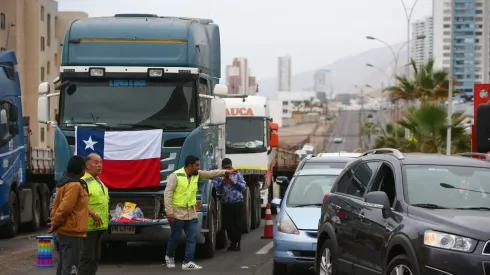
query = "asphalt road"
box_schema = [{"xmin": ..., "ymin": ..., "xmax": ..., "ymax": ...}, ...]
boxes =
[
  {"xmin": 0, "ymin": 217, "xmax": 314, "ymax": 275},
  {"xmin": 328, "ymin": 110, "xmax": 361, "ymax": 153}
]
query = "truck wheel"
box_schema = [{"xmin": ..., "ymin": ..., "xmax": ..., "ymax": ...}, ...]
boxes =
[
  {"xmin": 255, "ymin": 185, "xmax": 261, "ymax": 228},
  {"xmin": 27, "ymin": 184, "xmax": 41, "ymax": 231},
  {"xmin": 250, "ymin": 185, "xmax": 258, "ymax": 230},
  {"xmin": 201, "ymin": 197, "xmax": 216, "ymax": 258},
  {"xmin": 216, "ymin": 228, "xmax": 227, "ymax": 250},
  {"xmin": 1, "ymin": 191, "xmax": 19, "ymax": 238},
  {"xmin": 39, "ymin": 184, "xmax": 51, "ymax": 224},
  {"xmin": 242, "ymin": 187, "xmax": 251, "ymax": 233}
]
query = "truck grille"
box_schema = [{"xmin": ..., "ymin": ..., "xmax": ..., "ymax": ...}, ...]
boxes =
[{"xmin": 483, "ymin": 241, "xmax": 490, "ymax": 255}]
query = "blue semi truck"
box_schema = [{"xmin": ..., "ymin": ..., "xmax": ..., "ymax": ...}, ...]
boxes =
[
  {"xmin": 36, "ymin": 14, "xmax": 231, "ymax": 257},
  {"xmin": 0, "ymin": 51, "xmax": 55, "ymax": 238}
]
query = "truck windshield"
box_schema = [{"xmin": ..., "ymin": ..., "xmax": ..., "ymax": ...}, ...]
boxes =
[
  {"xmin": 226, "ymin": 117, "xmax": 266, "ymax": 154},
  {"xmin": 60, "ymin": 80, "xmax": 196, "ymax": 130}
]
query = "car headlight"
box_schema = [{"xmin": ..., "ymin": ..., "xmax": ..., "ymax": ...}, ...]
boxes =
[
  {"xmin": 424, "ymin": 230, "xmax": 475, "ymax": 252},
  {"xmin": 277, "ymin": 213, "xmax": 299, "ymax": 235}
]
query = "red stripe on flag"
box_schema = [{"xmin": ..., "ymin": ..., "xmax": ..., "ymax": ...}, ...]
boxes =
[{"xmin": 99, "ymin": 158, "xmax": 161, "ymax": 188}]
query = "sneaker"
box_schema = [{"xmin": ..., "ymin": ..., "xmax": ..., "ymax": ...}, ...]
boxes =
[
  {"xmin": 182, "ymin": 261, "xmax": 202, "ymax": 270},
  {"xmin": 165, "ymin": 255, "xmax": 176, "ymax": 268}
]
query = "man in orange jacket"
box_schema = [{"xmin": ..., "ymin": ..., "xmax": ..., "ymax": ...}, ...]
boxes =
[{"xmin": 49, "ymin": 156, "xmax": 89, "ymax": 275}]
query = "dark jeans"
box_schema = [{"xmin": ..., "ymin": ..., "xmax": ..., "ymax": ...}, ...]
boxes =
[
  {"xmin": 222, "ymin": 202, "xmax": 243, "ymax": 244},
  {"xmin": 166, "ymin": 218, "xmax": 198, "ymax": 263},
  {"xmin": 56, "ymin": 233, "xmax": 83, "ymax": 275},
  {"xmin": 79, "ymin": 230, "xmax": 105, "ymax": 275}
]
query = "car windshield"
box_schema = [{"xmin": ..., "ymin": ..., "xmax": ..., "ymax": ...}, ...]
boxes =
[
  {"xmin": 225, "ymin": 117, "xmax": 266, "ymax": 154},
  {"xmin": 303, "ymin": 162, "xmax": 347, "ymax": 169},
  {"xmin": 404, "ymin": 165, "xmax": 490, "ymax": 209},
  {"xmin": 287, "ymin": 175, "xmax": 338, "ymax": 206},
  {"xmin": 60, "ymin": 79, "xmax": 196, "ymax": 131}
]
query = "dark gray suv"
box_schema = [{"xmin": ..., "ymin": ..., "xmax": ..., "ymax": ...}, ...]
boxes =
[{"xmin": 315, "ymin": 148, "xmax": 490, "ymax": 275}]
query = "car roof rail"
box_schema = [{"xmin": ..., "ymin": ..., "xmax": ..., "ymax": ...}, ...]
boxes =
[
  {"xmin": 305, "ymin": 154, "xmax": 315, "ymax": 159},
  {"xmin": 454, "ymin": 152, "xmax": 490, "ymax": 160},
  {"xmin": 360, "ymin": 148, "xmax": 404, "ymax": 160}
]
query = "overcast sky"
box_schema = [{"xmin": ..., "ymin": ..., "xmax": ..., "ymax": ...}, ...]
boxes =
[{"xmin": 58, "ymin": 0, "xmax": 433, "ymax": 79}]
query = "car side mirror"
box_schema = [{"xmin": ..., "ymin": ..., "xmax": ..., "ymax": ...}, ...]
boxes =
[
  {"xmin": 271, "ymin": 198, "xmax": 281, "ymax": 208},
  {"xmin": 364, "ymin": 191, "xmax": 391, "ymax": 218}
]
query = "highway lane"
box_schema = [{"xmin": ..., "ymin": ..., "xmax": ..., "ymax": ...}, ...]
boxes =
[
  {"xmin": 328, "ymin": 110, "xmax": 361, "ymax": 153},
  {"xmin": 0, "ymin": 216, "xmax": 315, "ymax": 275}
]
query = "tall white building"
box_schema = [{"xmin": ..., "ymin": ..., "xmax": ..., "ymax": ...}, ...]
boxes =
[
  {"xmin": 277, "ymin": 55, "xmax": 291, "ymax": 91},
  {"xmin": 411, "ymin": 17, "xmax": 433, "ymax": 68},
  {"xmin": 433, "ymin": 0, "xmax": 490, "ymax": 96}
]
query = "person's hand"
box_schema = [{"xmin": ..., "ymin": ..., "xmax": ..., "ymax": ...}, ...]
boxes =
[
  {"xmin": 225, "ymin": 169, "xmax": 239, "ymax": 175},
  {"xmin": 167, "ymin": 214, "xmax": 175, "ymax": 224},
  {"xmin": 47, "ymin": 224, "xmax": 56, "ymax": 234},
  {"xmin": 92, "ymin": 213, "xmax": 103, "ymax": 227}
]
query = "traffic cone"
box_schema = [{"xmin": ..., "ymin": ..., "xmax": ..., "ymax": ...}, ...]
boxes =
[{"xmin": 261, "ymin": 203, "xmax": 273, "ymax": 239}]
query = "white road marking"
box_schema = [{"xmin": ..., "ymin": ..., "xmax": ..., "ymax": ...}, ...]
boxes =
[{"xmin": 256, "ymin": 241, "xmax": 273, "ymax": 254}]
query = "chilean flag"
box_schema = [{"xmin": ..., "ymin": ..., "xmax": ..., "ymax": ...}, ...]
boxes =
[{"xmin": 75, "ymin": 127, "xmax": 162, "ymax": 188}]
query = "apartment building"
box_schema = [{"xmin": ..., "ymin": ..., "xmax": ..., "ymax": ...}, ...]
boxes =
[
  {"xmin": 411, "ymin": 17, "xmax": 433, "ymax": 68},
  {"xmin": 0, "ymin": 0, "xmax": 88, "ymax": 147},
  {"xmin": 277, "ymin": 55, "xmax": 291, "ymax": 92},
  {"xmin": 433, "ymin": 0, "xmax": 490, "ymax": 96},
  {"xmin": 225, "ymin": 57, "xmax": 257, "ymax": 95}
]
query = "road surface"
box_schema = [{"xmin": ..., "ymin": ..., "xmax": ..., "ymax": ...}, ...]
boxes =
[
  {"xmin": 327, "ymin": 110, "xmax": 361, "ymax": 152},
  {"xmin": 0, "ymin": 217, "xmax": 313, "ymax": 275}
]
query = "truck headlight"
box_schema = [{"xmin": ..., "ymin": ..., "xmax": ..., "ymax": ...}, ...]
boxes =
[
  {"xmin": 89, "ymin": 68, "xmax": 105, "ymax": 77},
  {"xmin": 148, "ymin": 69, "xmax": 163, "ymax": 77},
  {"xmin": 277, "ymin": 213, "xmax": 299, "ymax": 235},
  {"xmin": 424, "ymin": 230, "xmax": 475, "ymax": 252}
]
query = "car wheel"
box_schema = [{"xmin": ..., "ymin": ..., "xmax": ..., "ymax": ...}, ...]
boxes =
[
  {"xmin": 318, "ymin": 239, "xmax": 337, "ymax": 275},
  {"xmin": 385, "ymin": 254, "xmax": 417, "ymax": 275},
  {"xmin": 273, "ymin": 260, "xmax": 287, "ymax": 275}
]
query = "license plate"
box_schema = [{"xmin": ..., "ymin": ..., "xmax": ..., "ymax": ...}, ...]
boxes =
[{"xmin": 111, "ymin": 226, "xmax": 136, "ymax": 235}]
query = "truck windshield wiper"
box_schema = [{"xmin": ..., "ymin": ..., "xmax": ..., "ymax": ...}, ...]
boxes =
[
  {"xmin": 452, "ymin": 207, "xmax": 490, "ymax": 211},
  {"xmin": 117, "ymin": 124, "xmax": 162, "ymax": 129},
  {"xmin": 293, "ymin": 203, "xmax": 322, "ymax": 208},
  {"xmin": 411, "ymin": 203, "xmax": 448, "ymax": 209}
]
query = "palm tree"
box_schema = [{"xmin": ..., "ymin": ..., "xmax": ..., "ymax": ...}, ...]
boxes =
[
  {"xmin": 384, "ymin": 58, "xmax": 459, "ymax": 103},
  {"xmin": 375, "ymin": 102, "xmax": 470, "ymax": 153},
  {"xmin": 292, "ymin": 101, "xmax": 303, "ymax": 112}
]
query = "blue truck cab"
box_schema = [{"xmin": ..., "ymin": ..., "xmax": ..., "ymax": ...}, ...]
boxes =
[
  {"xmin": 36, "ymin": 14, "xmax": 228, "ymax": 257},
  {"xmin": 0, "ymin": 51, "xmax": 54, "ymax": 238}
]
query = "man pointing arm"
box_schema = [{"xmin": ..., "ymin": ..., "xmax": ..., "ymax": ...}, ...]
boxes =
[{"xmin": 164, "ymin": 155, "xmax": 237, "ymax": 270}]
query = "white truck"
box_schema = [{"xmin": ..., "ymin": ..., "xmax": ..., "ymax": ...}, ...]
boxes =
[{"xmin": 224, "ymin": 96, "xmax": 279, "ymax": 232}]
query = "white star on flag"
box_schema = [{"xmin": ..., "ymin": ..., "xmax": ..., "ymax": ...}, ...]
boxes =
[{"xmin": 83, "ymin": 136, "xmax": 98, "ymax": 151}]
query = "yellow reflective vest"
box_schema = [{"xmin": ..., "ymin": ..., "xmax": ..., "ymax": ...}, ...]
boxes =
[
  {"xmin": 172, "ymin": 167, "xmax": 199, "ymax": 208},
  {"xmin": 81, "ymin": 172, "xmax": 109, "ymax": 231}
]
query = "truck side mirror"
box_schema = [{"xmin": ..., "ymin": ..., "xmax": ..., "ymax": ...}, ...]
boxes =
[
  {"xmin": 270, "ymin": 132, "xmax": 278, "ymax": 147},
  {"xmin": 38, "ymin": 82, "xmax": 50, "ymax": 95},
  {"xmin": 209, "ymin": 98, "xmax": 226, "ymax": 125},
  {"xmin": 38, "ymin": 96, "xmax": 49, "ymax": 124},
  {"xmin": 213, "ymin": 84, "xmax": 228, "ymax": 97},
  {"xmin": 269, "ymin": 122, "xmax": 278, "ymax": 131}
]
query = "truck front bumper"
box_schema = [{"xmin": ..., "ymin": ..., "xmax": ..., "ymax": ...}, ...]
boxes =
[{"xmin": 102, "ymin": 212, "xmax": 206, "ymax": 244}]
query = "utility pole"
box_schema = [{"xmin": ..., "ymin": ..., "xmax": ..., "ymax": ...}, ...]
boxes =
[{"xmin": 446, "ymin": 0, "xmax": 455, "ymax": 155}]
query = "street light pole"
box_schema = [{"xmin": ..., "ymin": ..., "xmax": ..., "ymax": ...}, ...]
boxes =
[
  {"xmin": 400, "ymin": 0, "xmax": 420, "ymax": 78},
  {"xmin": 446, "ymin": 0, "xmax": 455, "ymax": 155}
]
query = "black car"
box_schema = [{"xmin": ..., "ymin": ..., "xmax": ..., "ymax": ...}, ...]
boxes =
[
  {"xmin": 315, "ymin": 148, "xmax": 490, "ymax": 275},
  {"xmin": 294, "ymin": 154, "xmax": 359, "ymax": 176}
]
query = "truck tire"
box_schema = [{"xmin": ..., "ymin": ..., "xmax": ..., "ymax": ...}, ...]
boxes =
[
  {"xmin": 39, "ymin": 184, "xmax": 51, "ymax": 224},
  {"xmin": 241, "ymin": 187, "xmax": 251, "ymax": 233},
  {"xmin": 27, "ymin": 184, "xmax": 41, "ymax": 231},
  {"xmin": 1, "ymin": 191, "xmax": 19, "ymax": 238},
  {"xmin": 201, "ymin": 197, "xmax": 217, "ymax": 258},
  {"xmin": 250, "ymin": 184, "xmax": 260, "ymax": 229}
]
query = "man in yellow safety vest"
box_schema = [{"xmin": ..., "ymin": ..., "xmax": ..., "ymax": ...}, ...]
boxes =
[
  {"xmin": 79, "ymin": 152, "xmax": 109, "ymax": 275},
  {"xmin": 164, "ymin": 155, "xmax": 238, "ymax": 270}
]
